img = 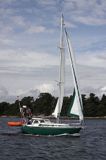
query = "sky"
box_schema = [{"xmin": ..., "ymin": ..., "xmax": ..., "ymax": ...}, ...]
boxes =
[{"xmin": 0, "ymin": 0, "xmax": 106, "ymax": 102}]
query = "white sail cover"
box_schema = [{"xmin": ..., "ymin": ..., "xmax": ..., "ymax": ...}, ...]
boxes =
[{"xmin": 65, "ymin": 29, "xmax": 84, "ymax": 121}]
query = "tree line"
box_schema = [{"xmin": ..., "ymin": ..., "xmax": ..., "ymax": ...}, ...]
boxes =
[{"xmin": 0, "ymin": 93, "xmax": 106, "ymax": 117}]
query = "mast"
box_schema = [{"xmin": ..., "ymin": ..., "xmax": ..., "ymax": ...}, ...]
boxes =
[
  {"xmin": 57, "ymin": 14, "xmax": 65, "ymax": 123},
  {"xmin": 52, "ymin": 14, "xmax": 65, "ymax": 123}
]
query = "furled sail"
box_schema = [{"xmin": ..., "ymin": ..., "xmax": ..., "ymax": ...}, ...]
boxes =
[{"xmin": 65, "ymin": 29, "xmax": 84, "ymax": 121}]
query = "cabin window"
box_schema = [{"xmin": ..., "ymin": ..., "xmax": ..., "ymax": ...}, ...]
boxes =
[
  {"xmin": 34, "ymin": 120, "xmax": 38, "ymax": 123},
  {"xmin": 45, "ymin": 120, "xmax": 50, "ymax": 123},
  {"xmin": 39, "ymin": 120, "xmax": 45, "ymax": 123}
]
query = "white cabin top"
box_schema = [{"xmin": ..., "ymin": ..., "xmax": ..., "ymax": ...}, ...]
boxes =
[{"xmin": 26, "ymin": 117, "xmax": 70, "ymax": 127}]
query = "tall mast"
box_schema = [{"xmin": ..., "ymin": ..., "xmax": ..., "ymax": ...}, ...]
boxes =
[
  {"xmin": 57, "ymin": 14, "xmax": 65, "ymax": 123},
  {"xmin": 52, "ymin": 15, "xmax": 65, "ymax": 122}
]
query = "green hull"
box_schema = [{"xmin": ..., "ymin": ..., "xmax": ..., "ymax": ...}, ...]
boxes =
[{"xmin": 21, "ymin": 125, "xmax": 81, "ymax": 135}]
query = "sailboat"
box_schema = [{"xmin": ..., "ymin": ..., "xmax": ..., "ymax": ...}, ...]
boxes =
[{"xmin": 21, "ymin": 15, "xmax": 84, "ymax": 136}]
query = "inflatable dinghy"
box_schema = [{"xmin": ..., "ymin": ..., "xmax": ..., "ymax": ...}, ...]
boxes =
[{"xmin": 7, "ymin": 121, "xmax": 23, "ymax": 126}]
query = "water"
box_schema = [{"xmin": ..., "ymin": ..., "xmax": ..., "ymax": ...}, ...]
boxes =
[{"xmin": 0, "ymin": 117, "xmax": 106, "ymax": 160}]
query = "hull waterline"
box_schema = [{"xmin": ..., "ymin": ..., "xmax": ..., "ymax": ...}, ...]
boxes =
[{"xmin": 21, "ymin": 125, "xmax": 82, "ymax": 136}]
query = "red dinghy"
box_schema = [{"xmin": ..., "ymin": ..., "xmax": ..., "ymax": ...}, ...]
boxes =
[{"xmin": 7, "ymin": 121, "xmax": 24, "ymax": 126}]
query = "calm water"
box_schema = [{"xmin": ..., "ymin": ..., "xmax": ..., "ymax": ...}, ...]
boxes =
[{"xmin": 0, "ymin": 117, "xmax": 106, "ymax": 160}]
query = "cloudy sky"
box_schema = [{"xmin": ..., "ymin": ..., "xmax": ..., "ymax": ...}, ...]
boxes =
[{"xmin": 0, "ymin": 0, "xmax": 106, "ymax": 102}]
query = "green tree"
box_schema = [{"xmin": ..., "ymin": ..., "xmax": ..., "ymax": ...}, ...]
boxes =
[
  {"xmin": 33, "ymin": 93, "xmax": 56, "ymax": 116},
  {"xmin": 96, "ymin": 94, "xmax": 106, "ymax": 116},
  {"xmin": 84, "ymin": 93, "xmax": 100, "ymax": 117}
]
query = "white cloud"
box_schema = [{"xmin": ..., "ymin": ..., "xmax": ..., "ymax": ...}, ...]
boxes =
[
  {"xmin": 75, "ymin": 16, "xmax": 106, "ymax": 25},
  {"xmin": 0, "ymin": 38, "xmax": 14, "ymax": 45},
  {"xmin": 11, "ymin": 15, "xmax": 27, "ymax": 27},
  {"xmin": 64, "ymin": 0, "xmax": 106, "ymax": 26},
  {"xmin": 16, "ymin": 88, "xmax": 40, "ymax": 99},
  {"xmin": 27, "ymin": 25, "xmax": 46, "ymax": 34},
  {"xmin": 37, "ymin": 0, "xmax": 56, "ymax": 6},
  {"xmin": 0, "ymin": 49, "xmax": 59, "ymax": 68},
  {"xmin": 0, "ymin": 86, "xmax": 40, "ymax": 103},
  {"xmin": 37, "ymin": 83, "xmax": 54, "ymax": 94},
  {"xmin": 0, "ymin": 26, "xmax": 13, "ymax": 35},
  {"xmin": 101, "ymin": 86, "xmax": 106, "ymax": 92},
  {"xmin": 0, "ymin": 86, "xmax": 8, "ymax": 97},
  {"xmin": 77, "ymin": 51, "xmax": 106, "ymax": 68},
  {"xmin": 65, "ymin": 21, "xmax": 77, "ymax": 28}
]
